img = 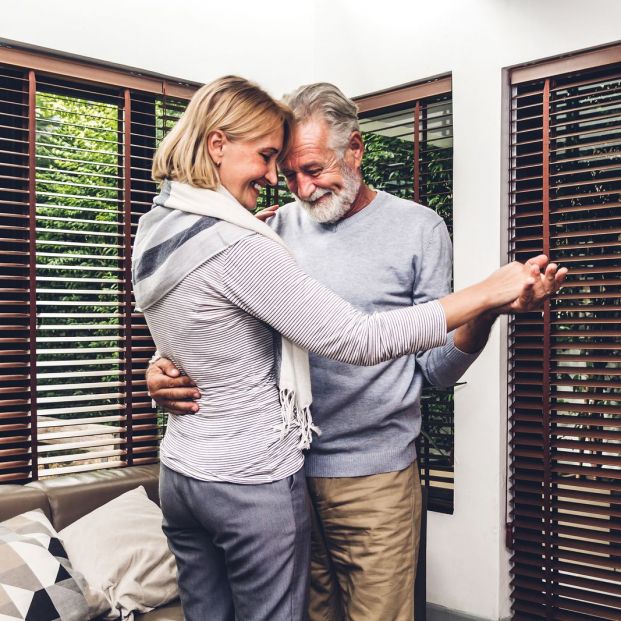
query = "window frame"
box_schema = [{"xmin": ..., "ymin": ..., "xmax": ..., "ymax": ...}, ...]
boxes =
[
  {"xmin": 507, "ymin": 42, "xmax": 621, "ymax": 620},
  {"xmin": 0, "ymin": 44, "xmax": 199, "ymax": 483}
]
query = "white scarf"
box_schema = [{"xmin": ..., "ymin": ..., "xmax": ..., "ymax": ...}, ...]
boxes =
[{"xmin": 132, "ymin": 180, "xmax": 319, "ymax": 449}]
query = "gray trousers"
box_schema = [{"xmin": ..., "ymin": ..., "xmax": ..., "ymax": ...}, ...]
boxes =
[{"xmin": 160, "ymin": 464, "xmax": 311, "ymax": 621}]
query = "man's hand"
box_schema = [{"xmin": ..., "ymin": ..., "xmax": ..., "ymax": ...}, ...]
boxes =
[
  {"xmin": 255, "ymin": 204, "xmax": 279, "ymax": 222},
  {"xmin": 453, "ymin": 255, "xmax": 567, "ymax": 353},
  {"xmin": 504, "ymin": 254, "xmax": 567, "ymax": 313},
  {"xmin": 147, "ymin": 358, "xmax": 200, "ymax": 415}
]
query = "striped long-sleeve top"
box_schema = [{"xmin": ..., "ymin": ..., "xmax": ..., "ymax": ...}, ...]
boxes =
[{"xmin": 144, "ymin": 232, "xmax": 447, "ymax": 484}]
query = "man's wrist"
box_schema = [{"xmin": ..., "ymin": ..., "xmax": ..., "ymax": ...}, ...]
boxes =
[
  {"xmin": 454, "ymin": 310, "xmax": 499, "ymax": 353},
  {"xmin": 478, "ymin": 308, "xmax": 502, "ymax": 323},
  {"xmin": 465, "ymin": 308, "xmax": 500, "ymax": 330}
]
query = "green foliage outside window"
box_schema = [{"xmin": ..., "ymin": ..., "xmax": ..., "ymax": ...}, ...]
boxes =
[{"xmin": 36, "ymin": 94, "xmax": 122, "ymax": 405}]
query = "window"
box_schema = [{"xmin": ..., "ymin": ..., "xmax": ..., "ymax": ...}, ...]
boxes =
[
  {"xmin": 256, "ymin": 177, "xmax": 292, "ymax": 211},
  {"xmin": 0, "ymin": 46, "xmax": 197, "ymax": 482},
  {"xmin": 355, "ymin": 77, "xmax": 455, "ymax": 513},
  {"xmin": 508, "ymin": 44, "xmax": 621, "ymax": 619}
]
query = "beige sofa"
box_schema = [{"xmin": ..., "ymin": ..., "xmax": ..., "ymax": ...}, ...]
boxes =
[{"xmin": 0, "ymin": 464, "xmax": 183, "ymax": 621}]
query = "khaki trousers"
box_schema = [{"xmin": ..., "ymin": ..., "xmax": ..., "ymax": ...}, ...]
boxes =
[{"xmin": 307, "ymin": 461, "xmax": 422, "ymax": 621}]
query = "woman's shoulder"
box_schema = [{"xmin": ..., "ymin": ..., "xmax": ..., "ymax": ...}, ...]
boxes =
[
  {"xmin": 212, "ymin": 220, "xmax": 257, "ymax": 246},
  {"xmin": 224, "ymin": 232, "xmax": 290, "ymax": 264},
  {"xmin": 213, "ymin": 229, "xmax": 290, "ymax": 270}
]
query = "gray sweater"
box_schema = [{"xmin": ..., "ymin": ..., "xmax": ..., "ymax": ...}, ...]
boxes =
[
  {"xmin": 147, "ymin": 229, "xmax": 447, "ymax": 483},
  {"xmin": 270, "ymin": 190, "xmax": 480, "ymax": 477}
]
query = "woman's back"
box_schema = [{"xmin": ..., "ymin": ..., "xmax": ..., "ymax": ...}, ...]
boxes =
[{"xmin": 146, "ymin": 235, "xmax": 304, "ymax": 484}]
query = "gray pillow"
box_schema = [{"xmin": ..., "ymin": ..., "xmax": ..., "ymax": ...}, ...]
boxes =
[
  {"xmin": 59, "ymin": 486, "xmax": 178, "ymax": 621},
  {"xmin": 0, "ymin": 509, "xmax": 106, "ymax": 621}
]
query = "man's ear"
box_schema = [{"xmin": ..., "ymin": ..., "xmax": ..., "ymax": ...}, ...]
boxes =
[
  {"xmin": 207, "ymin": 130, "xmax": 226, "ymax": 165},
  {"xmin": 346, "ymin": 131, "xmax": 365, "ymax": 169}
]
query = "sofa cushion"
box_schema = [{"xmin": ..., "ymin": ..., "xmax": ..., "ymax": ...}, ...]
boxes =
[
  {"xmin": 0, "ymin": 509, "xmax": 98, "ymax": 621},
  {"xmin": 0, "ymin": 485, "xmax": 50, "ymax": 522},
  {"xmin": 27, "ymin": 464, "xmax": 160, "ymax": 530},
  {"xmin": 59, "ymin": 486, "xmax": 178, "ymax": 621}
]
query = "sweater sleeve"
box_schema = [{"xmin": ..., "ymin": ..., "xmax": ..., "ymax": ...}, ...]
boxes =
[
  {"xmin": 219, "ymin": 234, "xmax": 447, "ymax": 366},
  {"xmin": 414, "ymin": 220, "xmax": 481, "ymax": 387}
]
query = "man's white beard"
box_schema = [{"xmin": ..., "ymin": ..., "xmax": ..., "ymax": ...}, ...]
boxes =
[{"xmin": 298, "ymin": 164, "xmax": 361, "ymax": 224}]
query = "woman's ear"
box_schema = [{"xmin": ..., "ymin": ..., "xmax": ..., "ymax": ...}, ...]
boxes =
[{"xmin": 207, "ymin": 130, "xmax": 226, "ymax": 166}]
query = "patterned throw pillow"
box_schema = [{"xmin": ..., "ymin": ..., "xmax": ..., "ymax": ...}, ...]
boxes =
[{"xmin": 0, "ymin": 510, "xmax": 90, "ymax": 621}]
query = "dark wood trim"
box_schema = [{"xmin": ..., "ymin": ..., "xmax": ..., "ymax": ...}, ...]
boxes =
[
  {"xmin": 413, "ymin": 101, "xmax": 421, "ymax": 203},
  {"xmin": 541, "ymin": 77, "xmax": 553, "ymax": 618},
  {"xmin": 511, "ymin": 43, "xmax": 621, "ymax": 84},
  {"xmin": 123, "ymin": 89, "xmax": 134, "ymax": 466},
  {"xmin": 27, "ymin": 69, "xmax": 37, "ymax": 481},
  {"xmin": 354, "ymin": 76, "xmax": 452, "ymax": 114},
  {"xmin": 0, "ymin": 44, "xmax": 199, "ymax": 99}
]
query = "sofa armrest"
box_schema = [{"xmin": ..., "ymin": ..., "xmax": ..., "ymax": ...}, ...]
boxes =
[{"xmin": 27, "ymin": 464, "xmax": 160, "ymax": 530}]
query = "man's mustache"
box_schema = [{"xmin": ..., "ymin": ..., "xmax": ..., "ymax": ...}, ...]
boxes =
[{"xmin": 300, "ymin": 188, "xmax": 331, "ymax": 206}]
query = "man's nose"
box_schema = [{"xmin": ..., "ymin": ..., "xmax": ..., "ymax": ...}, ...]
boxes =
[{"xmin": 296, "ymin": 175, "xmax": 316, "ymax": 200}]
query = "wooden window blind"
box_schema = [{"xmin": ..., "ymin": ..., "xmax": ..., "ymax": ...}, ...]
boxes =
[
  {"xmin": 0, "ymin": 46, "xmax": 198, "ymax": 483},
  {"xmin": 355, "ymin": 76, "xmax": 455, "ymax": 513},
  {"xmin": 508, "ymin": 44, "xmax": 621, "ymax": 620}
]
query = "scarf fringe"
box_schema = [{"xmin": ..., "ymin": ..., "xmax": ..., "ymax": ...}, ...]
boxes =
[{"xmin": 274, "ymin": 388, "xmax": 321, "ymax": 450}]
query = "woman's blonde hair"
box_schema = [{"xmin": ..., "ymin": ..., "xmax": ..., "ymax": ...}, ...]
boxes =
[{"xmin": 152, "ymin": 76, "xmax": 293, "ymax": 188}]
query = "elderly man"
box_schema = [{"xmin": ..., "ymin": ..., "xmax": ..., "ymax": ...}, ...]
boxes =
[{"xmin": 147, "ymin": 83, "xmax": 563, "ymax": 620}]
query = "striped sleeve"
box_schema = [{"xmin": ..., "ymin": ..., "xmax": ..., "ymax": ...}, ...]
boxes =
[{"xmin": 219, "ymin": 234, "xmax": 447, "ymax": 366}]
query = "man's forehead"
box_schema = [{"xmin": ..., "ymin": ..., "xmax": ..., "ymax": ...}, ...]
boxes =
[{"xmin": 282, "ymin": 119, "xmax": 334, "ymax": 168}]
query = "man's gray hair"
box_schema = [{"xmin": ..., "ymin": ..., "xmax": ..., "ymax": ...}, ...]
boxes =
[{"xmin": 283, "ymin": 83, "xmax": 360, "ymax": 153}]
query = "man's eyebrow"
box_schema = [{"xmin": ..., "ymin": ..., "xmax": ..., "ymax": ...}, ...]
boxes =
[
  {"xmin": 297, "ymin": 160, "xmax": 322, "ymax": 169},
  {"xmin": 279, "ymin": 162, "xmax": 323, "ymax": 175},
  {"xmin": 302, "ymin": 164, "xmax": 323, "ymax": 172}
]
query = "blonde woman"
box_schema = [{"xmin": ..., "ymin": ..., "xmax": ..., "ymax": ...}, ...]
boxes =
[{"xmin": 132, "ymin": 76, "xmax": 559, "ymax": 621}]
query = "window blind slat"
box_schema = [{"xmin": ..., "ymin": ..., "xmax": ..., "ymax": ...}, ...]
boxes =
[
  {"xmin": 0, "ymin": 64, "xmax": 33, "ymax": 484},
  {"xmin": 509, "ymin": 51, "xmax": 621, "ymax": 618},
  {"xmin": 0, "ymin": 51, "xmax": 195, "ymax": 482}
]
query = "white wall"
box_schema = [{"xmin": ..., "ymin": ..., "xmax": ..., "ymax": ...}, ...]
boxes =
[
  {"xmin": 314, "ymin": 1, "xmax": 621, "ymax": 619},
  {"xmin": 3, "ymin": 0, "xmax": 316, "ymax": 97},
  {"xmin": 5, "ymin": 1, "xmax": 621, "ymax": 618}
]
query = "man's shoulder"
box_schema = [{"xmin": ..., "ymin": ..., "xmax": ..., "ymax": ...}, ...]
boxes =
[
  {"xmin": 376, "ymin": 191, "xmax": 445, "ymax": 229},
  {"xmin": 268, "ymin": 200, "xmax": 306, "ymax": 233},
  {"xmin": 276, "ymin": 200, "xmax": 303, "ymax": 219}
]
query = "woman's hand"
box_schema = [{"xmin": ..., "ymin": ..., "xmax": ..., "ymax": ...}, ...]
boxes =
[
  {"xmin": 477, "ymin": 260, "xmax": 538, "ymax": 310},
  {"xmin": 503, "ymin": 255, "xmax": 567, "ymax": 313}
]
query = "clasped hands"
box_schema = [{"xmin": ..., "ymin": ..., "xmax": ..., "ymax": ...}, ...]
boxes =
[{"xmin": 497, "ymin": 254, "xmax": 567, "ymax": 314}]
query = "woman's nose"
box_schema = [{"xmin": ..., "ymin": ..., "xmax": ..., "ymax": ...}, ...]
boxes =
[{"xmin": 265, "ymin": 161, "xmax": 278, "ymax": 186}]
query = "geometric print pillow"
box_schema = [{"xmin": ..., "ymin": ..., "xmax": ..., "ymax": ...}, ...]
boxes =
[{"xmin": 0, "ymin": 510, "xmax": 90, "ymax": 621}]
